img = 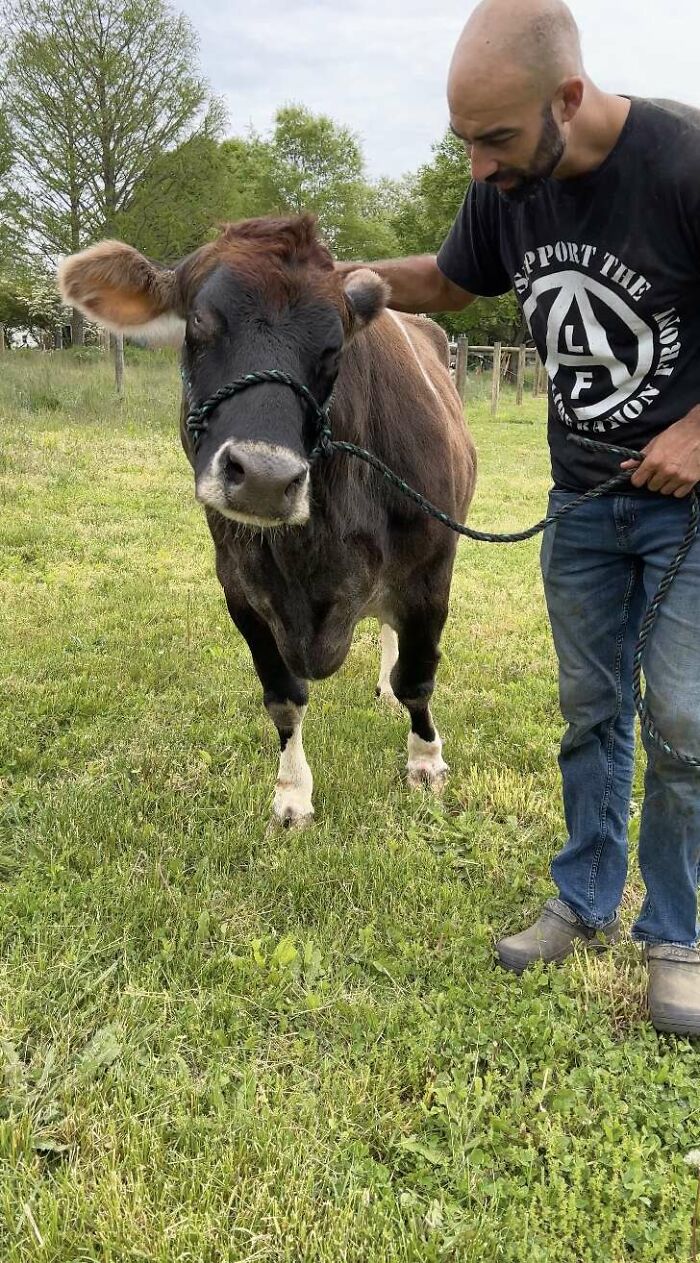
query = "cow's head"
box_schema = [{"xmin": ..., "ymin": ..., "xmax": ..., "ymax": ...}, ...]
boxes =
[{"xmin": 58, "ymin": 215, "xmax": 388, "ymax": 527}]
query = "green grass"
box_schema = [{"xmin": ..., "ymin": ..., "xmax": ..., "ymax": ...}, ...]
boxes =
[{"xmin": 0, "ymin": 349, "xmax": 698, "ymax": 1262}]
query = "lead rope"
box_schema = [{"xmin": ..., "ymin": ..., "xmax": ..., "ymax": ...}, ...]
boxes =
[{"xmin": 184, "ymin": 368, "xmax": 700, "ymax": 767}]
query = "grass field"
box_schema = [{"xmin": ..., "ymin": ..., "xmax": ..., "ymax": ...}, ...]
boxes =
[{"xmin": 1, "ymin": 349, "xmax": 698, "ymax": 1262}]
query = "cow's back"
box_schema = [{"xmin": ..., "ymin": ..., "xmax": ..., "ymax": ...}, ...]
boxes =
[{"xmin": 401, "ymin": 314, "xmax": 451, "ymax": 368}]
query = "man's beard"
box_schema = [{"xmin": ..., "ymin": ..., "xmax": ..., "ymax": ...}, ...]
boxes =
[{"xmin": 489, "ymin": 106, "xmax": 565, "ymax": 203}]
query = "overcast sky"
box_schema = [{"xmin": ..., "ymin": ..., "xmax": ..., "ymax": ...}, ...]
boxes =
[{"xmin": 179, "ymin": 0, "xmax": 700, "ymax": 180}]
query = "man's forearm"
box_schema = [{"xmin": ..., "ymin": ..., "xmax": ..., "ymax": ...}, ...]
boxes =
[{"xmin": 336, "ymin": 254, "xmax": 475, "ymax": 314}]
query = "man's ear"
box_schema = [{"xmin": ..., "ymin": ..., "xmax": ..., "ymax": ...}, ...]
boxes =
[
  {"xmin": 343, "ymin": 268, "xmax": 390, "ymax": 333},
  {"xmin": 57, "ymin": 240, "xmax": 185, "ymax": 347}
]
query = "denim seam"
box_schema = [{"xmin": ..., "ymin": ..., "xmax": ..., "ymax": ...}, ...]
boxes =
[
  {"xmin": 587, "ymin": 558, "xmax": 638, "ymax": 915},
  {"xmin": 632, "ymin": 933, "xmax": 699, "ymax": 950}
]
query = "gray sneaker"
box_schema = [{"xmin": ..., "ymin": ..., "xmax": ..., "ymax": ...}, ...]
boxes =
[
  {"xmin": 496, "ymin": 898, "xmax": 620, "ymax": 975},
  {"xmin": 646, "ymin": 944, "xmax": 700, "ymax": 1037}
]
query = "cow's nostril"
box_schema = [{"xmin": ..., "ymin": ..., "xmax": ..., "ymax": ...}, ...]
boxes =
[
  {"xmin": 285, "ymin": 472, "xmax": 306, "ymax": 499},
  {"xmin": 226, "ymin": 457, "xmax": 246, "ymax": 486}
]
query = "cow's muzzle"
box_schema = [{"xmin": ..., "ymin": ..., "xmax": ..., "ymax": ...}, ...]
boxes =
[{"xmin": 196, "ymin": 440, "xmax": 310, "ymax": 527}]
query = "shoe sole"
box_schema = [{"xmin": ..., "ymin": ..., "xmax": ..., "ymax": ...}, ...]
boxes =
[
  {"xmin": 496, "ymin": 946, "xmax": 572, "ymax": 974},
  {"xmin": 651, "ymin": 1016, "xmax": 700, "ymax": 1037},
  {"xmin": 496, "ymin": 936, "xmax": 619, "ymax": 975},
  {"xmin": 496, "ymin": 949, "xmax": 529, "ymax": 975}
]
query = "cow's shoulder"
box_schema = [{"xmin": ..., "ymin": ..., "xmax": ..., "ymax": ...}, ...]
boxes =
[{"xmin": 397, "ymin": 313, "xmax": 450, "ymax": 368}]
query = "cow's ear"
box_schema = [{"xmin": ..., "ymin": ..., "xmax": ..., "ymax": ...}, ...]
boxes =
[
  {"xmin": 343, "ymin": 268, "xmax": 389, "ymax": 333},
  {"xmin": 57, "ymin": 240, "xmax": 185, "ymax": 347}
]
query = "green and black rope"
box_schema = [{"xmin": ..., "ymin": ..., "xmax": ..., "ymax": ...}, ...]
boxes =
[{"xmin": 184, "ymin": 368, "xmax": 700, "ymax": 767}]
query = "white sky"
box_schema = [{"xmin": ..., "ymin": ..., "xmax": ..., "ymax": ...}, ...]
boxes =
[{"xmin": 179, "ymin": 0, "xmax": 700, "ymax": 179}]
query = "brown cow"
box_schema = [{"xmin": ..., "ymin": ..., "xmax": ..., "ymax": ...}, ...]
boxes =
[{"xmin": 59, "ymin": 216, "xmax": 476, "ymax": 828}]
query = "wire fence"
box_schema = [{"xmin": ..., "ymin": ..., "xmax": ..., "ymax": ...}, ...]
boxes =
[{"xmin": 448, "ymin": 336, "xmax": 547, "ymax": 414}]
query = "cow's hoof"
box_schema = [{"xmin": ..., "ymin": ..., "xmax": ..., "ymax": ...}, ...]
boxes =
[
  {"xmin": 375, "ymin": 685, "xmax": 401, "ymax": 711},
  {"xmin": 407, "ymin": 763, "xmax": 449, "ymax": 793},
  {"xmin": 406, "ymin": 734, "xmax": 449, "ymax": 793},
  {"xmin": 275, "ymin": 807, "xmax": 315, "ymax": 831},
  {"xmin": 273, "ymin": 786, "xmax": 315, "ymax": 830}
]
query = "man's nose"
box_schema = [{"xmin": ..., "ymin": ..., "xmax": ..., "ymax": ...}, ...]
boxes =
[{"xmin": 470, "ymin": 148, "xmax": 499, "ymax": 183}]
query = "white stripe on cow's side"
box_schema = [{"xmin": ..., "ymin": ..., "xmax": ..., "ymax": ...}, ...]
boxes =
[
  {"xmin": 386, "ymin": 310, "xmax": 440, "ymax": 404},
  {"xmin": 406, "ymin": 728, "xmax": 449, "ymax": 791},
  {"xmin": 273, "ymin": 704, "xmax": 314, "ymax": 829},
  {"xmin": 376, "ymin": 623, "xmax": 400, "ymax": 707}
]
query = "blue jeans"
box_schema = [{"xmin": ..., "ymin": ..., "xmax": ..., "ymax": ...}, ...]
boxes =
[{"xmin": 540, "ymin": 491, "xmax": 700, "ymax": 947}]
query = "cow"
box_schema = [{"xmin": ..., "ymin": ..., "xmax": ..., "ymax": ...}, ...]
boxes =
[{"xmin": 58, "ymin": 215, "xmax": 476, "ymax": 828}]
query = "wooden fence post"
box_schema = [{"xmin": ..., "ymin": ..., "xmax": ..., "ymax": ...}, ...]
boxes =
[
  {"xmin": 113, "ymin": 333, "xmax": 125, "ymax": 397},
  {"xmin": 532, "ymin": 354, "xmax": 542, "ymax": 396},
  {"xmin": 54, "ymin": 326, "xmax": 63, "ymax": 351},
  {"xmin": 0, "ymin": 323, "xmax": 5, "ymax": 354},
  {"xmin": 490, "ymin": 341, "xmax": 502, "ymax": 417},
  {"xmin": 516, "ymin": 345, "xmax": 526, "ymax": 406},
  {"xmin": 454, "ymin": 334, "xmax": 468, "ymax": 403}
]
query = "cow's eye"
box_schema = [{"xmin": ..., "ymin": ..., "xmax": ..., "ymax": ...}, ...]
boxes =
[
  {"xmin": 187, "ymin": 312, "xmax": 209, "ymax": 344},
  {"xmin": 320, "ymin": 341, "xmax": 343, "ymax": 367}
]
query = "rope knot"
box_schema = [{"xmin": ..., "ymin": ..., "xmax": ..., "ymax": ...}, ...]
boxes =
[{"xmin": 310, "ymin": 426, "xmax": 334, "ymax": 461}]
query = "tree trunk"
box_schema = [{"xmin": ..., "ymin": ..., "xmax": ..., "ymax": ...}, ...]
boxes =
[
  {"xmin": 71, "ymin": 307, "xmax": 85, "ymax": 346},
  {"xmin": 54, "ymin": 326, "xmax": 64, "ymax": 350},
  {"xmin": 113, "ymin": 332, "xmax": 124, "ymax": 396}
]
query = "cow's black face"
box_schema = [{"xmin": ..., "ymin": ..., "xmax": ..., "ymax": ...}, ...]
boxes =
[
  {"xmin": 57, "ymin": 216, "xmax": 388, "ymax": 527},
  {"xmin": 182, "ymin": 266, "xmax": 345, "ymax": 528}
]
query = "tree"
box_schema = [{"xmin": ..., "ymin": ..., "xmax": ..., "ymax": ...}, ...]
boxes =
[
  {"xmin": 0, "ymin": 107, "xmax": 21, "ymax": 269},
  {"xmin": 116, "ymin": 133, "xmax": 274, "ymax": 262},
  {"xmin": 392, "ymin": 130, "xmax": 522, "ymax": 343},
  {"xmin": 263, "ymin": 105, "xmax": 400, "ymax": 260},
  {"xmin": 0, "ymin": 260, "xmax": 72, "ymax": 345},
  {"xmin": 0, "ymin": 108, "xmax": 12, "ymax": 232},
  {"xmin": 116, "ymin": 105, "xmax": 401, "ymax": 266},
  {"xmin": 3, "ymin": 0, "xmax": 223, "ymax": 339},
  {"xmin": 0, "ymin": 104, "xmax": 28, "ymax": 347},
  {"xmin": 392, "ymin": 131, "xmax": 472, "ymax": 257}
]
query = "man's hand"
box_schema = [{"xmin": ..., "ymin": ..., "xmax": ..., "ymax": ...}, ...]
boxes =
[
  {"xmin": 620, "ymin": 407, "xmax": 700, "ymax": 497},
  {"xmin": 333, "ymin": 254, "xmax": 475, "ymax": 314}
]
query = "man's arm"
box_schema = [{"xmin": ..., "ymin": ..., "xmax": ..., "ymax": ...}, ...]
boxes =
[{"xmin": 336, "ymin": 254, "xmax": 476, "ymax": 314}]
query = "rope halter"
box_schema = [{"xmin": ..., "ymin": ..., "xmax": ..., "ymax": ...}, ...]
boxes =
[{"xmin": 183, "ymin": 368, "xmax": 333, "ymax": 460}]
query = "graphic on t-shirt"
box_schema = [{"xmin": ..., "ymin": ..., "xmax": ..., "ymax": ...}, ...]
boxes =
[{"xmin": 514, "ymin": 242, "xmax": 681, "ymax": 433}]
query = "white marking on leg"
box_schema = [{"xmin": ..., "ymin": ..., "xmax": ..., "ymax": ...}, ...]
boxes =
[
  {"xmin": 407, "ymin": 728, "xmax": 449, "ymax": 792},
  {"xmin": 273, "ymin": 704, "xmax": 314, "ymax": 829},
  {"xmin": 376, "ymin": 623, "xmax": 400, "ymax": 707},
  {"xmin": 386, "ymin": 310, "xmax": 440, "ymax": 404}
]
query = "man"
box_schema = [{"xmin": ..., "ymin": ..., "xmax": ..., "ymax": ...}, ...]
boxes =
[{"xmin": 340, "ymin": 0, "xmax": 700, "ymax": 1035}]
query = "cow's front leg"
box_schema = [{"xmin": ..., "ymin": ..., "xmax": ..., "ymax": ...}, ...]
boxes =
[
  {"xmin": 391, "ymin": 610, "xmax": 449, "ymax": 792},
  {"xmin": 224, "ymin": 594, "xmax": 313, "ymax": 829},
  {"xmin": 267, "ymin": 700, "xmax": 314, "ymax": 829}
]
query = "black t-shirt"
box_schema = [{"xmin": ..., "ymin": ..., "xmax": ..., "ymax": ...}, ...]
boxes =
[{"xmin": 437, "ymin": 98, "xmax": 700, "ymax": 491}]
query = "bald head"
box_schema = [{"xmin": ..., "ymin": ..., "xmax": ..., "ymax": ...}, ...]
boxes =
[
  {"xmin": 445, "ymin": 0, "xmax": 587, "ymax": 194},
  {"xmin": 450, "ymin": 0, "xmax": 583, "ymax": 107}
]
